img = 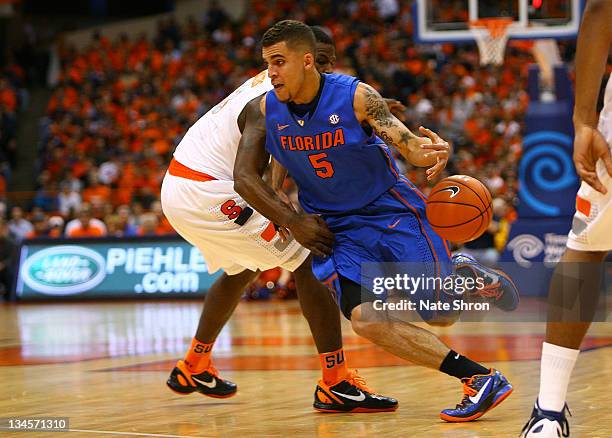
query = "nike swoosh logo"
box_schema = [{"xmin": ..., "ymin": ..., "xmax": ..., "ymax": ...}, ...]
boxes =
[
  {"xmin": 331, "ymin": 389, "xmax": 366, "ymax": 402},
  {"xmin": 192, "ymin": 375, "xmax": 217, "ymax": 388},
  {"xmin": 469, "ymin": 378, "xmax": 491, "ymax": 404},
  {"xmin": 486, "ymin": 271, "xmax": 500, "ymax": 284},
  {"xmin": 388, "ymin": 219, "xmax": 401, "ymax": 229},
  {"xmin": 440, "ymin": 186, "xmax": 460, "ymax": 198},
  {"xmin": 277, "ymin": 124, "xmax": 290, "ymax": 131}
]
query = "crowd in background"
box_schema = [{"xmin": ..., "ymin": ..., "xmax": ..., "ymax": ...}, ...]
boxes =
[
  {"xmin": 0, "ymin": 0, "xmax": 582, "ymax": 295},
  {"xmin": 30, "ymin": 0, "xmax": 536, "ymax": 241},
  {"xmin": 0, "ymin": 60, "xmax": 24, "ymax": 212}
]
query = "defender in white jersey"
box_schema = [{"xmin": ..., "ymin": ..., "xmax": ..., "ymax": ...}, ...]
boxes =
[
  {"xmin": 161, "ymin": 27, "xmax": 399, "ymax": 412},
  {"xmin": 521, "ymin": 1, "xmax": 612, "ymax": 436},
  {"xmin": 162, "ymin": 70, "xmax": 308, "ymax": 274},
  {"xmin": 567, "ymin": 76, "xmax": 612, "ymax": 251}
]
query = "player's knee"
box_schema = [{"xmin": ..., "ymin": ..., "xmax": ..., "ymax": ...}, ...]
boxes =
[
  {"xmin": 350, "ymin": 305, "xmax": 386, "ymax": 340},
  {"xmin": 351, "ymin": 318, "xmax": 383, "ymax": 340}
]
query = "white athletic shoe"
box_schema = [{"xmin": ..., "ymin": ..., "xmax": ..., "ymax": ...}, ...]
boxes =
[{"xmin": 520, "ymin": 400, "xmax": 570, "ymax": 437}]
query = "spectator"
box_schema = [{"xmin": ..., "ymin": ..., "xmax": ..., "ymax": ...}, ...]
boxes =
[
  {"xmin": 0, "ymin": 219, "xmax": 17, "ymax": 299},
  {"xmin": 137, "ymin": 212, "xmax": 161, "ymax": 236},
  {"xmin": 82, "ymin": 172, "xmax": 111, "ymax": 208},
  {"xmin": 8, "ymin": 206, "xmax": 33, "ymax": 242},
  {"xmin": 25, "ymin": 213, "xmax": 56, "ymax": 239},
  {"xmin": 47, "ymin": 215, "xmax": 64, "ymax": 238},
  {"xmin": 116, "ymin": 204, "xmax": 138, "ymax": 236},
  {"xmin": 33, "ymin": 181, "xmax": 58, "ymax": 212},
  {"xmin": 57, "ymin": 182, "xmax": 82, "ymax": 216},
  {"xmin": 65, "ymin": 204, "xmax": 107, "ymax": 238},
  {"xmin": 105, "ymin": 214, "xmax": 125, "ymax": 237}
]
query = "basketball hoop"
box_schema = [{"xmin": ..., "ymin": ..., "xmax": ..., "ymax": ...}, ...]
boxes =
[{"xmin": 469, "ymin": 18, "xmax": 513, "ymax": 66}]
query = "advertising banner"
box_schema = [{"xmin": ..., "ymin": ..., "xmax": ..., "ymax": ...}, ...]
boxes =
[
  {"xmin": 500, "ymin": 217, "xmax": 572, "ymax": 296},
  {"xmin": 15, "ymin": 237, "xmax": 221, "ymax": 300}
]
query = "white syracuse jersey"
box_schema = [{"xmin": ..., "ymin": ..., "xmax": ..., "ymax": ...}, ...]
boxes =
[{"xmin": 172, "ymin": 70, "xmax": 272, "ymax": 180}]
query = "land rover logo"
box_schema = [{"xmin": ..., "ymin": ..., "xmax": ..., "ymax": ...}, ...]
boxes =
[{"xmin": 21, "ymin": 246, "xmax": 106, "ymax": 295}]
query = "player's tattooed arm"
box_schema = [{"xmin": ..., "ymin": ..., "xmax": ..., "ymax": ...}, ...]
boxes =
[
  {"xmin": 234, "ymin": 94, "xmax": 334, "ymax": 256},
  {"xmin": 354, "ymin": 82, "xmax": 450, "ymax": 180}
]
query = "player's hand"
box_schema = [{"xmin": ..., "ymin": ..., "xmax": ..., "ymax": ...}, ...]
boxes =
[
  {"xmin": 384, "ymin": 98, "xmax": 406, "ymax": 120},
  {"xmin": 288, "ymin": 213, "xmax": 334, "ymax": 257},
  {"xmin": 276, "ymin": 190, "xmax": 296, "ymax": 242},
  {"xmin": 419, "ymin": 126, "xmax": 450, "ymax": 181},
  {"xmin": 573, "ymin": 124, "xmax": 612, "ymax": 194}
]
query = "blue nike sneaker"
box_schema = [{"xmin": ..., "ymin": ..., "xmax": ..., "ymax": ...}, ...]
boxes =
[
  {"xmin": 452, "ymin": 253, "xmax": 520, "ymax": 311},
  {"xmin": 440, "ymin": 369, "xmax": 513, "ymax": 422},
  {"xmin": 520, "ymin": 401, "xmax": 571, "ymax": 437}
]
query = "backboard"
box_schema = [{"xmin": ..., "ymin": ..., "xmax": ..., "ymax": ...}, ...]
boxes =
[{"xmin": 414, "ymin": 0, "xmax": 584, "ymax": 43}]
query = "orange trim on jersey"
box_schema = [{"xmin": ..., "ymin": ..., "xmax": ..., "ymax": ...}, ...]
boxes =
[
  {"xmin": 400, "ymin": 177, "xmax": 428, "ymax": 204},
  {"xmin": 261, "ymin": 221, "xmax": 276, "ymax": 242},
  {"xmin": 323, "ymin": 273, "xmax": 338, "ymax": 290},
  {"xmin": 389, "ymin": 187, "xmax": 442, "ymax": 308},
  {"xmin": 389, "ymin": 188, "xmax": 440, "ymax": 268},
  {"xmin": 442, "ymin": 239, "xmax": 452, "ymax": 259},
  {"xmin": 168, "ymin": 158, "xmax": 217, "ymax": 182},
  {"xmin": 398, "ymin": 178, "xmax": 451, "ymax": 263},
  {"xmin": 379, "ymin": 146, "xmax": 399, "ymax": 179},
  {"xmin": 576, "ymin": 195, "xmax": 591, "ymax": 217}
]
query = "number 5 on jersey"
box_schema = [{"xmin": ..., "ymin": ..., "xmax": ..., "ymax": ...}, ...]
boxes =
[{"xmin": 309, "ymin": 153, "xmax": 335, "ymax": 179}]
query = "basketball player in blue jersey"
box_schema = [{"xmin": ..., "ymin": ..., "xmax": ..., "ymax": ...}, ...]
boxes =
[
  {"xmin": 164, "ymin": 26, "xmax": 399, "ymax": 414},
  {"xmin": 234, "ymin": 20, "xmax": 520, "ymax": 421}
]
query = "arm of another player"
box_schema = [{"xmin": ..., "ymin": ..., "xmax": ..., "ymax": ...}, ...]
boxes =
[
  {"xmin": 572, "ymin": 0, "xmax": 612, "ymax": 194},
  {"xmin": 354, "ymin": 82, "xmax": 450, "ymax": 180},
  {"xmin": 233, "ymin": 94, "xmax": 335, "ymax": 256},
  {"xmin": 269, "ymin": 158, "xmax": 294, "ymax": 241},
  {"xmin": 384, "ymin": 98, "xmax": 407, "ymax": 121},
  {"xmin": 270, "ymin": 158, "xmax": 289, "ymax": 192}
]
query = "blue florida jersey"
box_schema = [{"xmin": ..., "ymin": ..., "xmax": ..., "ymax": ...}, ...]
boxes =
[{"xmin": 265, "ymin": 73, "xmax": 400, "ymax": 214}]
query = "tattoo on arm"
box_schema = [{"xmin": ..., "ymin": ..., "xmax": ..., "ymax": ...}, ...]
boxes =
[
  {"xmin": 363, "ymin": 86, "xmax": 395, "ymax": 128},
  {"xmin": 359, "ymin": 83, "xmax": 418, "ymax": 155}
]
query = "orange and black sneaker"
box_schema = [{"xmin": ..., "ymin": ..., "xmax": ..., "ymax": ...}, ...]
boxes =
[
  {"xmin": 166, "ymin": 360, "xmax": 237, "ymax": 398},
  {"xmin": 314, "ymin": 369, "xmax": 398, "ymax": 413}
]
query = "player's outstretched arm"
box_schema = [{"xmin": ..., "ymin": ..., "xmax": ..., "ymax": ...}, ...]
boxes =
[
  {"xmin": 354, "ymin": 82, "xmax": 450, "ymax": 180},
  {"xmin": 572, "ymin": 0, "xmax": 612, "ymax": 194},
  {"xmin": 233, "ymin": 94, "xmax": 334, "ymax": 256}
]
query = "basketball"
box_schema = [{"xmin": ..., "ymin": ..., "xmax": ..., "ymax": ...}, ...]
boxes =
[{"xmin": 426, "ymin": 175, "xmax": 492, "ymax": 243}]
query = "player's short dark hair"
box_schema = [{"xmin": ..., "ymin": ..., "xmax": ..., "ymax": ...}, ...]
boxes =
[
  {"xmin": 262, "ymin": 20, "xmax": 316, "ymax": 53},
  {"xmin": 310, "ymin": 26, "xmax": 334, "ymax": 46}
]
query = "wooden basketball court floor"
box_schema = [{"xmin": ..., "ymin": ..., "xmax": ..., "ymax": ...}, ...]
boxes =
[{"xmin": 0, "ymin": 299, "xmax": 610, "ymax": 438}]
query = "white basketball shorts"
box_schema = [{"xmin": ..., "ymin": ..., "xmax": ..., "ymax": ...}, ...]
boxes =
[
  {"xmin": 160, "ymin": 160, "xmax": 309, "ymax": 275},
  {"xmin": 567, "ymin": 107, "xmax": 612, "ymax": 252}
]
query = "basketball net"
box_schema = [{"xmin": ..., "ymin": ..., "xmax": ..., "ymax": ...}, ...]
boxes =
[{"xmin": 469, "ymin": 18, "xmax": 513, "ymax": 66}]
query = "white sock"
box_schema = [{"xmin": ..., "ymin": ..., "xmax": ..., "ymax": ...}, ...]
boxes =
[{"xmin": 537, "ymin": 341, "xmax": 579, "ymax": 412}]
